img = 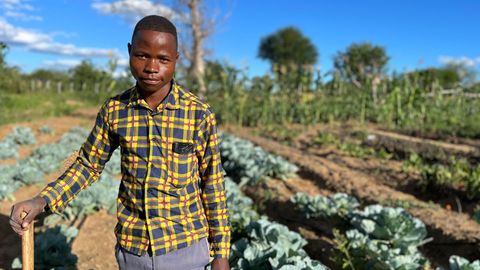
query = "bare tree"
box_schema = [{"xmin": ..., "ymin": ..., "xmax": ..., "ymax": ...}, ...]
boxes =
[
  {"xmin": 175, "ymin": 0, "xmax": 230, "ymax": 99},
  {"xmin": 179, "ymin": 0, "xmax": 209, "ymax": 99}
]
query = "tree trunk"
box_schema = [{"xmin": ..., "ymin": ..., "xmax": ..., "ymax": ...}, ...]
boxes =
[{"xmin": 187, "ymin": 0, "xmax": 207, "ymax": 99}]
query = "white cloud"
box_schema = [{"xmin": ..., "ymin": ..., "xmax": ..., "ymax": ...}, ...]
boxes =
[
  {"xmin": 0, "ymin": 18, "xmax": 119, "ymax": 58},
  {"xmin": 1, "ymin": 0, "xmax": 41, "ymax": 21},
  {"xmin": 4, "ymin": 10, "xmax": 42, "ymax": 21},
  {"xmin": 439, "ymin": 56, "xmax": 480, "ymax": 67},
  {"xmin": 31, "ymin": 42, "xmax": 116, "ymax": 57},
  {"xmin": 0, "ymin": 18, "xmax": 50, "ymax": 44},
  {"xmin": 1, "ymin": 0, "xmax": 34, "ymax": 11},
  {"xmin": 43, "ymin": 59, "xmax": 82, "ymax": 68},
  {"xmin": 91, "ymin": 0, "xmax": 184, "ymax": 24},
  {"xmin": 50, "ymin": 31, "xmax": 78, "ymax": 39}
]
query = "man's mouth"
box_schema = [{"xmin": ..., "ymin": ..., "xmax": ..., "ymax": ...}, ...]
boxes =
[{"xmin": 140, "ymin": 78, "xmax": 161, "ymax": 85}]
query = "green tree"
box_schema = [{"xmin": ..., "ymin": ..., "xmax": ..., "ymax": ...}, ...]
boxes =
[
  {"xmin": 404, "ymin": 67, "xmax": 459, "ymax": 91},
  {"xmin": 403, "ymin": 63, "xmax": 477, "ymax": 91},
  {"xmin": 0, "ymin": 42, "xmax": 7, "ymax": 68},
  {"xmin": 334, "ymin": 42, "xmax": 389, "ymax": 88},
  {"xmin": 0, "ymin": 43, "xmax": 23, "ymax": 93},
  {"xmin": 70, "ymin": 60, "xmax": 111, "ymax": 91},
  {"xmin": 28, "ymin": 69, "xmax": 69, "ymax": 82},
  {"xmin": 258, "ymin": 27, "xmax": 318, "ymax": 93},
  {"xmin": 258, "ymin": 27, "xmax": 318, "ymax": 75},
  {"xmin": 445, "ymin": 63, "xmax": 477, "ymax": 87}
]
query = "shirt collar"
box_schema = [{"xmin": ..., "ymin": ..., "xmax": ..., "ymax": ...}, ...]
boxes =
[{"xmin": 128, "ymin": 79, "xmax": 181, "ymax": 110}]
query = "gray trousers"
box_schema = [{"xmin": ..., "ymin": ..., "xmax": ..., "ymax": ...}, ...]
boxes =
[{"xmin": 115, "ymin": 238, "xmax": 211, "ymax": 270}]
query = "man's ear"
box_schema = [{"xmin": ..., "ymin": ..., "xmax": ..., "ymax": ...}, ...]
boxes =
[
  {"xmin": 128, "ymin": 43, "xmax": 132, "ymax": 54},
  {"xmin": 175, "ymin": 52, "xmax": 179, "ymax": 61}
]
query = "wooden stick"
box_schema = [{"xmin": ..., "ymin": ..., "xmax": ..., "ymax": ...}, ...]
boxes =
[{"xmin": 20, "ymin": 211, "xmax": 34, "ymax": 270}]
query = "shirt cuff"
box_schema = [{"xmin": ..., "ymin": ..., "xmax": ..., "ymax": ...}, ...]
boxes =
[
  {"xmin": 38, "ymin": 188, "xmax": 63, "ymax": 214},
  {"xmin": 209, "ymin": 241, "xmax": 230, "ymax": 259}
]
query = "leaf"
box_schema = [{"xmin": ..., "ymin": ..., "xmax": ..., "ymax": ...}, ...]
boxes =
[{"xmin": 449, "ymin": 255, "xmax": 480, "ymax": 270}]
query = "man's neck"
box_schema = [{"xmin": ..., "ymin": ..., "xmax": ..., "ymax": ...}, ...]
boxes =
[{"xmin": 138, "ymin": 81, "xmax": 172, "ymax": 111}]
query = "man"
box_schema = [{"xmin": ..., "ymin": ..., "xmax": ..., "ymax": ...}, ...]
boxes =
[{"xmin": 10, "ymin": 15, "xmax": 231, "ymax": 270}]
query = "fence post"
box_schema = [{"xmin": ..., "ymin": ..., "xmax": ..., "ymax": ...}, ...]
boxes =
[{"xmin": 57, "ymin": 81, "xmax": 62, "ymax": 94}]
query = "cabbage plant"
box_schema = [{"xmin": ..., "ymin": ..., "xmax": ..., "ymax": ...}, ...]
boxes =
[
  {"xmin": 219, "ymin": 132, "xmax": 298, "ymax": 186},
  {"xmin": 5, "ymin": 127, "xmax": 36, "ymax": 145},
  {"xmin": 291, "ymin": 192, "xmax": 359, "ymax": 221},
  {"xmin": 449, "ymin": 256, "xmax": 480, "ymax": 270},
  {"xmin": 229, "ymin": 219, "xmax": 329, "ymax": 270},
  {"xmin": 340, "ymin": 205, "xmax": 429, "ymax": 269}
]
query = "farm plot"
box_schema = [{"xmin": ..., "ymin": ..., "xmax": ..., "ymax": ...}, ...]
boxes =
[
  {"xmin": 0, "ymin": 111, "xmax": 330, "ymax": 269},
  {"xmin": 252, "ymin": 123, "xmax": 480, "ymax": 219},
  {"xmin": 223, "ymin": 124, "xmax": 480, "ymax": 268},
  {"xmin": 1, "ymin": 110, "xmax": 479, "ymax": 269}
]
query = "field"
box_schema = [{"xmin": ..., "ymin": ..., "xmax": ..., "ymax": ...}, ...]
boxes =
[
  {"xmin": 1, "ymin": 2, "xmax": 479, "ymax": 269},
  {"xmin": 1, "ymin": 104, "xmax": 479, "ymax": 270},
  {"xmin": 223, "ymin": 124, "xmax": 480, "ymax": 268}
]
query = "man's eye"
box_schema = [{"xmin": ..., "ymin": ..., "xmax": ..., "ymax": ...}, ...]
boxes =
[{"xmin": 136, "ymin": 55, "xmax": 147, "ymax": 59}]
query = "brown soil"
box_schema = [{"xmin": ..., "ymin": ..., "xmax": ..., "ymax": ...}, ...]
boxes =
[
  {"xmin": 263, "ymin": 123, "xmax": 480, "ymax": 216},
  {"xmin": 224, "ymin": 125, "xmax": 480, "ymax": 267},
  {"xmin": 260, "ymin": 122, "xmax": 480, "ymax": 163},
  {"xmin": 393, "ymin": 128, "xmax": 480, "ymax": 148},
  {"xmin": 362, "ymin": 128, "xmax": 480, "ymax": 163}
]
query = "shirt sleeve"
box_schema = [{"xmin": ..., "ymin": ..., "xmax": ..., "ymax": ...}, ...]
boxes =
[
  {"xmin": 39, "ymin": 99, "xmax": 119, "ymax": 214},
  {"xmin": 197, "ymin": 110, "xmax": 231, "ymax": 259}
]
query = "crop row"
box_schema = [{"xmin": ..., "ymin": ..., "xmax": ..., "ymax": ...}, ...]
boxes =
[{"xmin": 219, "ymin": 132, "xmax": 480, "ymax": 270}]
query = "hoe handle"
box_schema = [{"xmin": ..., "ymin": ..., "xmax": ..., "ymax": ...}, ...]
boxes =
[{"xmin": 20, "ymin": 211, "xmax": 34, "ymax": 270}]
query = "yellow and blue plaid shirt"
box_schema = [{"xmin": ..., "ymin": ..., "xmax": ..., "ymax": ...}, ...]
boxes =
[{"xmin": 39, "ymin": 81, "xmax": 231, "ymax": 258}]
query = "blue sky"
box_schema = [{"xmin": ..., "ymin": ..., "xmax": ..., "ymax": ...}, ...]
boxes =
[{"xmin": 1, "ymin": 0, "xmax": 479, "ymax": 78}]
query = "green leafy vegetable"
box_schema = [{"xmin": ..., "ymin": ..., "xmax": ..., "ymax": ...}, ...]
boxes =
[
  {"xmin": 219, "ymin": 132, "xmax": 298, "ymax": 186},
  {"xmin": 291, "ymin": 192, "xmax": 359, "ymax": 220},
  {"xmin": 449, "ymin": 256, "xmax": 480, "ymax": 270}
]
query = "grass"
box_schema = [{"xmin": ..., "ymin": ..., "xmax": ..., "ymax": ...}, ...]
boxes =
[{"xmin": 0, "ymin": 90, "xmax": 110, "ymax": 125}]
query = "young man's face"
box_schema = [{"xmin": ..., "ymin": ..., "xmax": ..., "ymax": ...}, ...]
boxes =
[{"xmin": 128, "ymin": 30, "xmax": 179, "ymax": 94}]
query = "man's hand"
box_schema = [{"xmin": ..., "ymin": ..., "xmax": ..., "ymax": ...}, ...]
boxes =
[
  {"xmin": 9, "ymin": 196, "xmax": 47, "ymax": 236},
  {"xmin": 211, "ymin": 257, "xmax": 230, "ymax": 270}
]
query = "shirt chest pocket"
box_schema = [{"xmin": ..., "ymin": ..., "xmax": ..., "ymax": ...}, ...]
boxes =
[{"xmin": 166, "ymin": 141, "xmax": 197, "ymax": 187}]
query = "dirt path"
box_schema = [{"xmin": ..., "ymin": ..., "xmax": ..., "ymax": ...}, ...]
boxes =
[
  {"xmin": 225, "ymin": 126, "xmax": 480, "ymax": 264},
  {"xmin": 362, "ymin": 128, "xmax": 480, "ymax": 163}
]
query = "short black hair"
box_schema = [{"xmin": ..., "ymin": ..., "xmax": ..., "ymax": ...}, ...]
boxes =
[{"xmin": 132, "ymin": 15, "xmax": 178, "ymax": 50}]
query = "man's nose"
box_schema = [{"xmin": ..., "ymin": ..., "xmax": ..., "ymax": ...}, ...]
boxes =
[{"xmin": 144, "ymin": 59, "xmax": 159, "ymax": 73}]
